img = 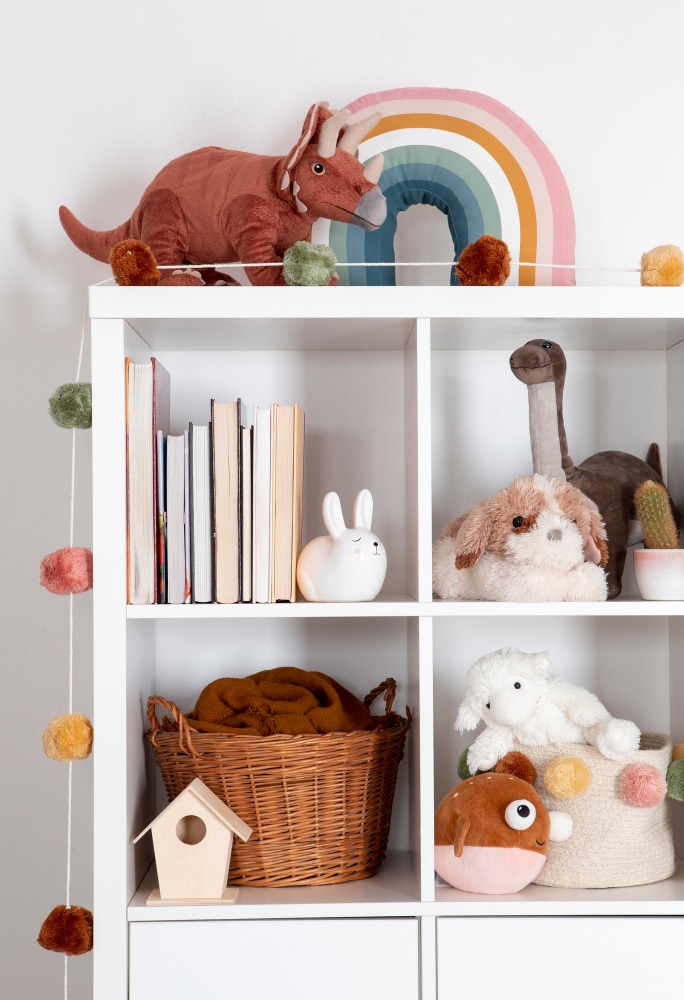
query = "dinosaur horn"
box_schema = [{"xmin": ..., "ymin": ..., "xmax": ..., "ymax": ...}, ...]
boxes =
[
  {"xmin": 317, "ymin": 109, "xmax": 350, "ymax": 158},
  {"xmin": 336, "ymin": 111, "xmax": 382, "ymax": 154},
  {"xmin": 363, "ymin": 153, "xmax": 384, "ymax": 184}
]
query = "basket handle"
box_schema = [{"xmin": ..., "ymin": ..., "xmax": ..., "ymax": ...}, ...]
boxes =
[
  {"xmin": 146, "ymin": 696, "xmax": 200, "ymax": 757},
  {"xmin": 364, "ymin": 678, "xmax": 397, "ymax": 715}
]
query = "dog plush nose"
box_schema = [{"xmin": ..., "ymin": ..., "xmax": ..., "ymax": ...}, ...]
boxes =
[{"xmin": 547, "ymin": 528, "xmax": 563, "ymax": 542}]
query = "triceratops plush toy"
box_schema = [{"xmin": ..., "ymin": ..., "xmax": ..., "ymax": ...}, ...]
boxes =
[{"xmin": 59, "ymin": 101, "xmax": 386, "ymax": 287}]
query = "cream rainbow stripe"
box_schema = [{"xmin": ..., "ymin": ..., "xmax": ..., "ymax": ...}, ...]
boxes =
[{"xmin": 323, "ymin": 87, "xmax": 576, "ymax": 286}]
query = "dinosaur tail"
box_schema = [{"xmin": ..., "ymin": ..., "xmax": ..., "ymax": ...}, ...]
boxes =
[
  {"xmin": 59, "ymin": 205, "xmax": 132, "ymax": 264},
  {"xmin": 645, "ymin": 442, "xmax": 663, "ymax": 479}
]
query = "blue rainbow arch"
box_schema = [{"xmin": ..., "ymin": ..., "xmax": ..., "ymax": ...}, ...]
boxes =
[{"xmin": 332, "ymin": 146, "xmax": 501, "ymax": 286}]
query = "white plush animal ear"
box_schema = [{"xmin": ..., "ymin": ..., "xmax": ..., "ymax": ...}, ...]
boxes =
[
  {"xmin": 353, "ymin": 489, "xmax": 373, "ymax": 531},
  {"xmin": 322, "ymin": 492, "xmax": 346, "ymax": 539},
  {"xmin": 526, "ymin": 651, "xmax": 551, "ymax": 679},
  {"xmin": 455, "ymin": 699, "xmax": 482, "ymax": 733}
]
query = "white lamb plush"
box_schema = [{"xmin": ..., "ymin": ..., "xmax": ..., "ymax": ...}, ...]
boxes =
[{"xmin": 456, "ymin": 647, "xmax": 641, "ymax": 775}]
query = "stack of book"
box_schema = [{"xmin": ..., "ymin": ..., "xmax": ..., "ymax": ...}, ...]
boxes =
[{"xmin": 125, "ymin": 357, "xmax": 305, "ymax": 605}]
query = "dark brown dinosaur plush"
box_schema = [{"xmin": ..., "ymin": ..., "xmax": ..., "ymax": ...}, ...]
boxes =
[
  {"xmin": 59, "ymin": 102, "xmax": 386, "ymax": 287},
  {"xmin": 509, "ymin": 338, "xmax": 677, "ymax": 598}
]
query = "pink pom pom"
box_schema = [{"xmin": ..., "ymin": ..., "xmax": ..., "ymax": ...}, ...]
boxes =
[
  {"xmin": 619, "ymin": 763, "xmax": 666, "ymax": 808},
  {"xmin": 40, "ymin": 547, "xmax": 93, "ymax": 595}
]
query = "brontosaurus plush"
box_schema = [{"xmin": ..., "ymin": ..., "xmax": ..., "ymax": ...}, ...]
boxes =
[
  {"xmin": 59, "ymin": 102, "xmax": 386, "ymax": 286},
  {"xmin": 509, "ymin": 338, "xmax": 677, "ymax": 598}
]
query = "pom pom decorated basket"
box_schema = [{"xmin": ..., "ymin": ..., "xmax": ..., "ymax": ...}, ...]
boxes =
[
  {"xmin": 145, "ymin": 679, "xmax": 411, "ymax": 887},
  {"xmin": 517, "ymin": 734, "xmax": 675, "ymax": 888}
]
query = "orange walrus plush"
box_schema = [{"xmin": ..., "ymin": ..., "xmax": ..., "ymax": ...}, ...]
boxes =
[{"xmin": 435, "ymin": 755, "xmax": 572, "ymax": 894}]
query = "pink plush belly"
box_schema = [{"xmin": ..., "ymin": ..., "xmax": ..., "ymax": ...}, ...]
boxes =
[{"xmin": 435, "ymin": 845, "xmax": 546, "ymax": 894}]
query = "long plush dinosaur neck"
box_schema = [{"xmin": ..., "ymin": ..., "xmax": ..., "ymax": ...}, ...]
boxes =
[{"xmin": 527, "ymin": 373, "xmax": 576, "ymax": 480}]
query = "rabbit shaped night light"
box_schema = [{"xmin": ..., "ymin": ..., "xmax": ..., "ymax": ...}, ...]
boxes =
[{"xmin": 297, "ymin": 489, "xmax": 387, "ymax": 602}]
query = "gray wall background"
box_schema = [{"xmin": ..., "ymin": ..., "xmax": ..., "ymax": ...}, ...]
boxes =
[{"xmin": 3, "ymin": 2, "xmax": 684, "ymax": 996}]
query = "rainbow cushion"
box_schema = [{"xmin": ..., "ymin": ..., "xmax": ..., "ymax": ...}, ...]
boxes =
[{"xmin": 321, "ymin": 87, "xmax": 576, "ymax": 286}]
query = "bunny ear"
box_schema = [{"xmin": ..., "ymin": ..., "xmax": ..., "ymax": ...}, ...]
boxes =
[
  {"xmin": 353, "ymin": 489, "xmax": 373, "ymax": 530},
  {"xmin": 322, "ymin": 492, "xmax": 346, "ymax": 539}
]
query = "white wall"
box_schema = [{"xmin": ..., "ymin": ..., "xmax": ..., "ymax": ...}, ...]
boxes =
[{"xmin": 2, "ymin": 2, "xmax": 683, "ymax": 996}]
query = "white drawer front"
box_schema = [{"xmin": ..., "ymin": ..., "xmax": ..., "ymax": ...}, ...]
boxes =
[
  {"xmin": 130, "ymin": 918, "xmax": 419, "ymax": 1000},
  {"xmin": 437, "ymin": 917, "xmax": 681, "ymax": 998}
]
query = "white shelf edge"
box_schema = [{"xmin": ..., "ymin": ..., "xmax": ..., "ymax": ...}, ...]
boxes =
[{"xmin": 127, "ymin": 598, "xmax": 684, "ymax": 619}]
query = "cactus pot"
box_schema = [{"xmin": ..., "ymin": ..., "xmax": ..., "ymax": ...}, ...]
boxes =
[{"xmin": 634, "ymin": 548, "xmax": 684, "ymax": 600}]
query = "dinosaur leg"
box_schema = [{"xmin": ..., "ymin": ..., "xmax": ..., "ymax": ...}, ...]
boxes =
[{"xmin": 132, "ymin": 189, "xmax": 204, "ymax": 287}]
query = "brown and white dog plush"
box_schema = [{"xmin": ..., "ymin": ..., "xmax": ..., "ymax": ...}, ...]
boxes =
[{"xmin": 433, "ymin": 474, "xmax": 609, "ymax": 602}]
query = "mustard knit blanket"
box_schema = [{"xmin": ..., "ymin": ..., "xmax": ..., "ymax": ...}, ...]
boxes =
[{"xmin": 185, "ymin": 666, "xmax": 375, "ymax": 736}]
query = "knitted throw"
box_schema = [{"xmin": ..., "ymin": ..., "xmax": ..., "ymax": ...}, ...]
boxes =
[{"xmin": 185, "ymin": 666, "xmax": 375, "ymax": 736}]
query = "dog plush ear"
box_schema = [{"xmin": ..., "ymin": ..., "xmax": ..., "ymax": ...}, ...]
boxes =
[
  {"xmin": 453, "ymin": 499, "xmax": 493, "ymax": 569},
  {"xmin": 587, "ymin": 506, "xmax": 610, "ymax": 567},
  {"xmin": 455, "ymin": 697, "xmax": 482, "ymax": 732}
]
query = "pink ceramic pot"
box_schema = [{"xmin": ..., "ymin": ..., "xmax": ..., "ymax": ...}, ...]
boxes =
[{"xmin": 633, "ymin": 548, "xmax": 684, "ymax": 600}]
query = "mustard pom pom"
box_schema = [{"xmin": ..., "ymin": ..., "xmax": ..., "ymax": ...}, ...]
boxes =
[
  {"xmin": 543, "ymin": 755, "xmax": 591, "ymax": 799},
  {"xmin": 672, "ymin": 743, "xmax": 684, "ymax": 761},
  {"xmin": 42, "ymin": 713, "xmax": 93, "ymax": 761},
  {"xmin": 640, "ymin": 244, "xmax": 684, "ymax": 287}
]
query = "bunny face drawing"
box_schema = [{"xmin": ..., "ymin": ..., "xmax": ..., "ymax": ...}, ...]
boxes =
[{"xmin": 296, "ymin": 489, "xmax": 387, "ymax": 602}]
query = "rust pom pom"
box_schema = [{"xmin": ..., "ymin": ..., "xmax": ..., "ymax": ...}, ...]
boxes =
[
  {"xmin": 39, "ymin": 546, "xmax": 93, "ymax": 595},
  {"xmin": 110, "ymin": 239, "xmax": 161, "ymax": 286},
  {"xmin": 37, "ymin": 905, "xmax": 93, "ymax": 956},
  {"xmin": 455, "ymin": 234, "xmax": 511, "ymax": 286},
  {"xmin": 494, "ymin": 751, "xmax": 537, "ymax": 785}
]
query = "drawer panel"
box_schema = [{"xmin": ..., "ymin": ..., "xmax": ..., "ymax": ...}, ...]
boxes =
[
  {"xmin": 130, "ymin": 917, "xmax": 419, "ymax": 1000},
  {"xmin": 437, "ymin": 917, "xmax": 681, "ymax": 998}
]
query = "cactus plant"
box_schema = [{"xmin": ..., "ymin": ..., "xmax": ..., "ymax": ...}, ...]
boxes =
[{"xmin": 633, "ymin": 480, "xmax": 680, "ymax": 549}]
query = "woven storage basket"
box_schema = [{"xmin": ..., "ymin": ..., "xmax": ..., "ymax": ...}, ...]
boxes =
[
  {"xmin": 518, "ymin": 733, "xmax": 675, "ymax": 888},
  {"xmin": 146, "ymin": 679, "xmax": 411, "ymax": 887}
]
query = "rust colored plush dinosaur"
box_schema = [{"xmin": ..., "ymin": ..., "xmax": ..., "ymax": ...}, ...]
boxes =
[{"xmin": 59, "ymin": 102, "xmax": 386, "ymax": 286}]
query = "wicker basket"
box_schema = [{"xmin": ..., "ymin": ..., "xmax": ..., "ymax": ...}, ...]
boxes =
[{"xmin": 146, "ymin": 679, "xmax": 411, "ymax": 887}]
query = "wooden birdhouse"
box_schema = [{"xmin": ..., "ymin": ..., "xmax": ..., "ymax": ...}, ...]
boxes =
[{"xmin": 133, "ymin": 777, "xmax": 252, "ymax": 904}]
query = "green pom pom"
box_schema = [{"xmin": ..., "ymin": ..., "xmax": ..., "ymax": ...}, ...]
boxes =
[
  {"xmin": 49, "ymin": 382, "xmax": 92, "ymax": 429},
  {"xmin": 667, "ymin": 759, "xmax": 684, "ymax": 800},
  {"xmin": 283, "ymin": 241, "xmax": 336, "ymax": 286},
  {"xmin": 457, "ymin": 747, "xmax": 486, "ymax": 780}
]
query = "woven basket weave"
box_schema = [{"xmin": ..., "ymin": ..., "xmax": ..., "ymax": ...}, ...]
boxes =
[
  {"xmin": 518, "ymin": 734, "xmax": 675, "ymax": 888},
  {"xmin": 146, "ymin": 679, "xmax": 411, "ymax": 887}
]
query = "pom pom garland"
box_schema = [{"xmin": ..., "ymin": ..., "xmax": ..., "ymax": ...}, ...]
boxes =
[
  {"xmin": 37, "ymin": 905, "xmax": 93, "ymax": 956},
  {"xmin": 543, "ymin": 756, "xmax": 592, "ymax": 799},
  {"xmin": 454, "ymin": 234, "xmax": 511, "ymax": 286},
  {"xmin": 40, "ymin": 546, "xmax": 93, "ymax": 595},
  {"xmin": 283, "ymin": 241, "xmax": 337, "ymax": 285},
  {"xmin": 48, "ymin": 383, "xmax": 92, "ymax": 429},
  {"xmin": 640, "ymin": 244, "xmax": 684, "ymax": 287},
  {"xmin": 110, "ymin": 238, "xmax": 160, "ymax": 286},
  {"xmin": 619, "ymin": 763, "xmax": 667, "ymax": 807},
  {"xmin": 42, "ymin": 713, "xmax": 94, "ymax": 761}
]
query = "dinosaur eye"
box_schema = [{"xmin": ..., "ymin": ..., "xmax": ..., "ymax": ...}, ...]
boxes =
[
  {"xmin": 311, "ymin": 162, "xmax": 326, "ymax": 175},
  {"xmin": 514, "ymin": 682, "xmax": 521, "ymax": 689},
  {"xmin": 512, "ymin": 516, "xmax": 524, "ymax": 529},
  {"xmin": 541, "ymin": 341, "xmax": 554, "ymax": 349},
  {"xmin": 505, "ymin": 799, "xmax": 537, "ymax": 830}
]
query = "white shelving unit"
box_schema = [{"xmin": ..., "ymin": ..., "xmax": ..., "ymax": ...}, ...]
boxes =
[{"xmin": 90, "ymin": 285, "xmax": 684, "ymax": 1000}]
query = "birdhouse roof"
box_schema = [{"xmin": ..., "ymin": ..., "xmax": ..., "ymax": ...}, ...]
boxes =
[{"xmin": 133, "ymin": 777, "xmax": 252, "ymax": 844}]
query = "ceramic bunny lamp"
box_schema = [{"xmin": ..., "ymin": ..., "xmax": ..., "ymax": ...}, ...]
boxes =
[{"xmin": 297, "ymin": 489, "xmax": 387, "ymax": 601}]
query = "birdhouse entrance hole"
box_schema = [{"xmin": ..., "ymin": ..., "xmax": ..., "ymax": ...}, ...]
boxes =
[{"xmin": 176, "ymin": 815, "xmax": 206, "ymax": 845}]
